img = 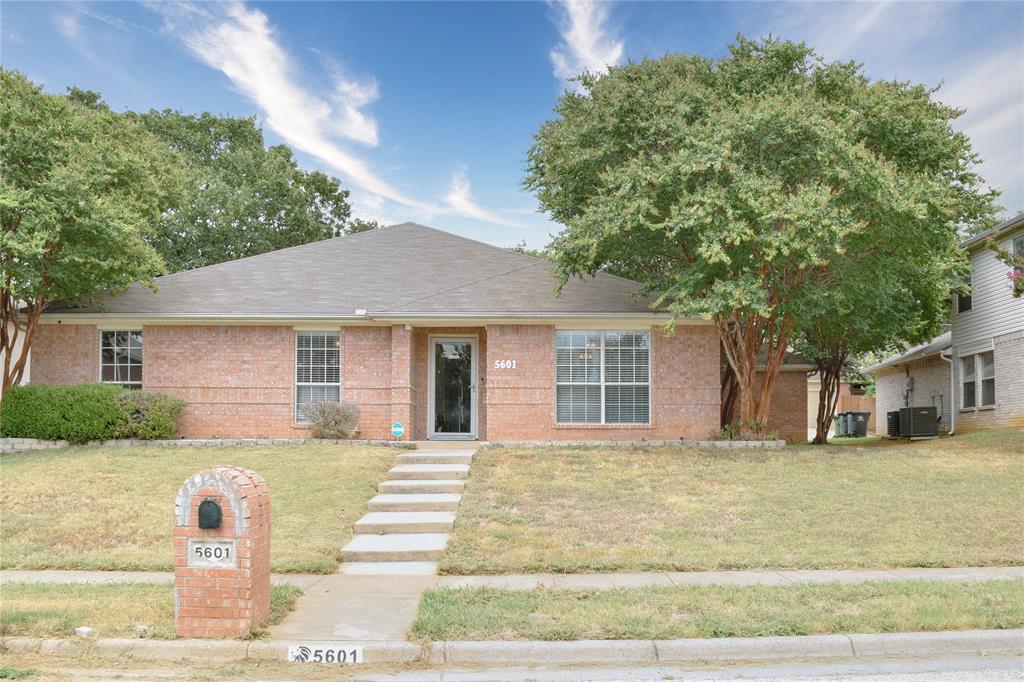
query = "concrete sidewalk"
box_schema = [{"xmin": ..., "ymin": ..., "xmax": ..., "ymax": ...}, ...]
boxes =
[{"xmin": 4, "ymin": 565, "xmax": 1021, "ymax": 590}]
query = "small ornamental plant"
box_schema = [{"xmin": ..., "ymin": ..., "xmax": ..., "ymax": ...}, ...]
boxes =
[
  {"xmin": 987, "ymin": 236, "xmax": 1024, "ymax": 298},
  {"xmin": 304, "ymin": 401, "xmax": 361, "ymax": 439}
]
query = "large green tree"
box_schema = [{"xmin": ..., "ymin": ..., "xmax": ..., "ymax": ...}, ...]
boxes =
[
  {"xmin": 0, "ymin": 71, "xmax": 186, "ymax": 394},
  {"xmin": 67, "ymin": 88, "xmax": 369, "ymax": 272},
  {"xmin": 525, "ymin": 37, "xmax": 997, "ymax": 429}
]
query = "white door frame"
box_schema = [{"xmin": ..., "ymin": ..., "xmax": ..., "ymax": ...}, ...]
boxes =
[{"xmin": 427, "ymin": 335, "xmax": 478, "ymax": 440}]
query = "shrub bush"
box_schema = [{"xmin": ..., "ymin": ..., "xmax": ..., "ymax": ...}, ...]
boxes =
[
  {"xmin": 304, "ymin": 401, "xmax": 361, "ymax": 439},
  {"xmin": 115, "ymin": 390, "xmax": 187, "ymax": 440},
  {"xmin": 0, "ymin": 384, "xmax": 187, "ymax": 444},
  {"xmin": 0, "ymin": 384, "xmax": 124, "ymax": 444}
]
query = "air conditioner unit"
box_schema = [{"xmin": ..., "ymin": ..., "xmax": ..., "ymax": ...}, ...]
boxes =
[
  {"xmin": 899, "ymin": 406, "xmax": 938, "ymax": 438},
  {"xmin": 886, "ymin": 411, "xmax": 901, "ymax": 438}
]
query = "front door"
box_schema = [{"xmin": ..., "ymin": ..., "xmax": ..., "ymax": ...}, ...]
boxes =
[{"xmin": 429, "ymin": 337, "xmax": 477, "ymax": 440}]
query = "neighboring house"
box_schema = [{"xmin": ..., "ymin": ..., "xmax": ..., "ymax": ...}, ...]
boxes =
[
  {"xmin": 867, "ymin": 213, "xmax": 1024, "ymax": 434},
  {"xmin": 30, "ymin": 223, "xmax": 808, "ymax": 442}
]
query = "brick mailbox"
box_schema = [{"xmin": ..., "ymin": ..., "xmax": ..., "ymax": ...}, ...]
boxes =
[{"xmin": 173, "ymin": 466, "xmax": 271, "ymax": 638}]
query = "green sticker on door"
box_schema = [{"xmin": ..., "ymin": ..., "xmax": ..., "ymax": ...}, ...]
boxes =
[{"xmin": 391, "ymin": 422, "xmax": 405, "ymax": 439}]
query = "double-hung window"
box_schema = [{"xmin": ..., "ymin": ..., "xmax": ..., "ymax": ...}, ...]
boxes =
[
  {"xmin": 979, "ymin": 351, "xmax": 995, "ymax": 407},
  {"xmin": 100, "ymin": 330, "xmax": 142, "ymax": 389},
  {"xmin": 295, "ymin": 331, "xmax": 340, "ymax": 422},
  {"xmin": 960, "ymin": 350, "xmax": 996, "ymax": 409},
  {"xmin": 556, "ymin": 330, "xmax": 650, "ymax": 424},
  {"xmin": 960, "ymin": 355, "xmax": 976, "ymax": 409}
]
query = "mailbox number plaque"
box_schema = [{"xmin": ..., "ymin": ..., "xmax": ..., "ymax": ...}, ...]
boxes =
[{"xmin": 187, "ymin": 538, "xmax": 237, "ymax": 568}]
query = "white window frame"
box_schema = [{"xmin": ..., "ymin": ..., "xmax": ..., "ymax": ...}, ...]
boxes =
[
  {"xmin": 960, "ymin": 349, "xmax": 996, "ymax": 410},
  {"xmin": 555, "ymin": 330, "xmax": 651, "ymax": 425},
  {"xmin": 99, "ymin": 329, "xmax": 143, "ymax": 389},
  {"xmin": 294, "ymin": 330, "xmax": 341, "ymax": 423}
]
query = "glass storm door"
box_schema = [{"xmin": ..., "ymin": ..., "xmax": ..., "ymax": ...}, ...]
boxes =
[{"xmin": 429, "ymin": 338, "xmax": 477, "ymax": 439}]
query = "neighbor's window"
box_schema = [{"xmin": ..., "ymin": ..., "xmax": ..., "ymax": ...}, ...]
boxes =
[
  {"xmin": 295, "ymin": 331, "xmax": 340, "ymax": 422},
  {"xmin": 960, "ymin": 355, "xmax": 976, "ymax": 409},
  {"xmin": 979, "ymin": 351, "xmax": 995, "ymax": 407},
  {"xmin": 100, "ymin": 330, "xmax": 142, "ymax": 389},
  {"xmin": 556, "ymin": 330, "xmax": 650, "ymax": 424},
  {"xmin": 957, "ymin": 271, "xmax": 973, "ymax": 313}
]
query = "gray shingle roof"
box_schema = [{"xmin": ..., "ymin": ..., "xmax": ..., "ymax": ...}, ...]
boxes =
[
  {"xmin": 863, "ymin": 331, "xmax": 952, "ymax": 374},
  {"xmin": 49, "ymin": 223, "xmax": 657, "ymax": 318}
]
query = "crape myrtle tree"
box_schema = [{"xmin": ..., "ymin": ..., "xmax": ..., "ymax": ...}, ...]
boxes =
[
  {"xmin": 525, "ymin": 37, "xmax": 997, "ymax": 433},
  {"xmin": 0, "ymin": 71, "xmax": 186, "ymax": 395}
]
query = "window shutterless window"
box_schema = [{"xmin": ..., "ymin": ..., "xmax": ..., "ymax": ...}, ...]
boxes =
[
  {"xmin": 100, "ymin": 330, "xmax": 142, "ymax": 389},
  {"xmin": 295, "ymin": 331, "xmax": 340, "ymax": 423},
  {"xmin": 960, "ymin": 355, "xmax": 976, "ymax": 409},
  {"xmin": 957, "ymin": 272, "xmax": 972, "ymax": 313},
  {"xmin": 555, "ymin": 330, "xmax": 650, "ymax": 424},
  {"xmin": 979, "ymin": 351, "xmax": 995, "ymax": 407}
]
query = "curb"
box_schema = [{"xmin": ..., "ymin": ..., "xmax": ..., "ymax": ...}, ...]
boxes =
[{"xmin": 2, "ymin": 629, "xmax": 1020, "ymax": 666}]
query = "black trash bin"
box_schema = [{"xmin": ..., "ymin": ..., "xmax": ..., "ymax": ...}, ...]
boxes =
[
  {"xmin": 849, "ymin": 411, "xmax": 870, "ymax": 438},
  {"xmin": 836, "ymin": 412, "xmax": 850, "ymax": 437}
]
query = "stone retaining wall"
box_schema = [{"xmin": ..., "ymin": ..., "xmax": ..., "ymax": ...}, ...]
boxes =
[{"xmin": 0, "ymin": 437, "xmax": 414, "ymax": 454}]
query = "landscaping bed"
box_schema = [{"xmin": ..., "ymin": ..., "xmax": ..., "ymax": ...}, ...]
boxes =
[
  {"xmin": 0, "ymin": 444, "xmax": 395, "ymax": 573},
  {"xmin": 411, "ymin": 579, "xmax": 1024, "ymax": 640},
  {"xmin": 0, "ymin": 582, "xmax": 302, "ymax": 639},
  {"xmin": 440, "ymin": 431, "xmax": 1024, "ymax": 574}
]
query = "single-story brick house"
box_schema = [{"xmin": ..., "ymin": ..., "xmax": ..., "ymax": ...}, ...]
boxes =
[{"xmin": 32, "ymin": 223, "xmax": 807, "ymax": 441}]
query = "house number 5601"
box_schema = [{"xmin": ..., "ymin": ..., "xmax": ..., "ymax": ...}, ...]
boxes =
[{"xmin": 493, "ymin": 359, "xmax": 517, "ymax": 369}]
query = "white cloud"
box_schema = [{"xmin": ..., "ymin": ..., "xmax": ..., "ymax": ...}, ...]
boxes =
[
  {"xmin": 444, "ymin": 166, "xmax": 521, "ymax": 227},
  {"xmin": 53, "ymin": 13, "xmax": 81, "ymax": 41},
  {"xmin": 549, "ymin": 0, "xmax": 624, "ymax": 90},
  {"xmin": 151, "ymin": 1, "xmax": 425, "ymax": 208}
]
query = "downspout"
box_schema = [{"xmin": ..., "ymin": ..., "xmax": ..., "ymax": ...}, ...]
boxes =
[{"xmin": 940, "ymin": 348, "xmax": 955, "ymax": 435}]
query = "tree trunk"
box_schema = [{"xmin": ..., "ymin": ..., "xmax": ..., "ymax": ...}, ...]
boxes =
[
  {"xmin": 716, "ymin": 314, "xmax": 793, "ymax": 439},
  {"xmin": 812, "ymin": 353, "xmax": 846, "ymax": 445},
  {"xmin": 0, "ymin": 293, "xmax": 41, "ymax": 401},
  {"xmin": 721, "ymin": 356, "xmax": 739, "ymax": 426}
]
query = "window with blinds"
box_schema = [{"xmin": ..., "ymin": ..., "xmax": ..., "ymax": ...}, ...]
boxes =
[
  {"xmin": 296, "ymin": 331, "xmax": 341, "ymax": 422},
  {"xmin": 556, "ymin": 330, "xmax": 650, "ymax": 424}
]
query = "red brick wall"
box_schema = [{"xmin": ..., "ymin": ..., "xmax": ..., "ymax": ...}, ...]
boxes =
[
  {"xmin": 763, "ymin": 370, "xmax": 809, "ymax": 443},
  {"xmin": 485, "ymin": 324, "xmax": 721, "ymax": 441},
  {"xmin": 144, "ymin": 326, "xmax": 299, "ymax": 438},
  {"xmin": 343, "ymin": 326, "xmax": 392, "ymax": 439},
  {"xmin": 31, "ymin": 324, "xmax": 98, "ymax": 384}
]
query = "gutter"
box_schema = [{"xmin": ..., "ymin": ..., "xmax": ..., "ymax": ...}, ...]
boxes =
[{"xmin": 939, "ymin": 347, "xmax": 956, "ymax": 435}]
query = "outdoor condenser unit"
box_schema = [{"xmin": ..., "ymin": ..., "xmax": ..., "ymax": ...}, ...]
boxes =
[
  {"xmin": 886, "ymin": 411, "xmax": 901, "ymax": 438},
  {"xmin": 899, "ymin": 406, "xmax": 938, "ymax": 438}
]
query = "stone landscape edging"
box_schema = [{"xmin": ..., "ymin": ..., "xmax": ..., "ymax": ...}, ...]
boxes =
[
  {"xmin": 0, "ymin": 437, "xmax": 415, "ymax": 454},
  {"xmin": 481, "ymin": 439, "xmax": 786, "ymax": 448},
  {"xmin": 3, "ymin": 629, "xmax": 1020, "ymax": 666}
]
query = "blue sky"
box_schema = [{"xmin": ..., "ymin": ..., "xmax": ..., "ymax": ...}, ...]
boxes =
[{"xmin": 3, "ymin": 1, "xmax": 1022, "ymax": 248}]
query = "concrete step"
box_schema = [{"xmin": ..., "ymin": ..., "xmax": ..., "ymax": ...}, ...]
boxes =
[
  {"xmin": 339, "ymin": 561, "xmax": 438, "ymax": 575},
  {"xmin": 341, "ymin": 533, "xmax": 449, "ymax": 562},
  {"xmin": 396, "ymin": 452, "xmax": 474, "ymax": 465},
  {"xmin": 353, "ymin": 511, "xmax": 455, "ymax": 534},
  {"xmin": 379, "ymin": 479, "xmax": 466, "ymax": 494},
  {"xmin": 387, "ymin": 464, "xmax": 469, "ymax": 480},
  {"xmin": 367, "ymin": 493, "xmax": 461, "ymax": 512}
]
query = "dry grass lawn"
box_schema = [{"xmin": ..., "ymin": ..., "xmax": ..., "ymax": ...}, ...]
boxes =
[
  {"xmin": 412, "ymin": 579, "xmax": 1024, "ymax": 640},
  {"xmin": 0, "ymin": 444, "xmax": 395, "ymax": 573},
  {"xmin": 0, "ymin": 582, "xmax": 302, "ymax": 639},
  {"xmin": 440, "ymin": 431, "xmax": 1024, "ymax": 574}
]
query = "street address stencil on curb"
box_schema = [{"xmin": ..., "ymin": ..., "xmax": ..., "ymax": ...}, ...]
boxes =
[
  {"xmin": 186, "ymin": 538, "xmax": 237, "ymax": 568},
  {"xmin": 287, "ymin": 644, "xmax": 364, "ymax": 664}
]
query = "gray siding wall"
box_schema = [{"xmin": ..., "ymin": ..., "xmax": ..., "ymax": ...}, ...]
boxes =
[
  {"xmin": 874, "ymin": 356, "xmax": 950, "ymax": 436},
  {"xmin": 951, "ymin": 226, "xmax": 1024, "ymax": 429}
]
